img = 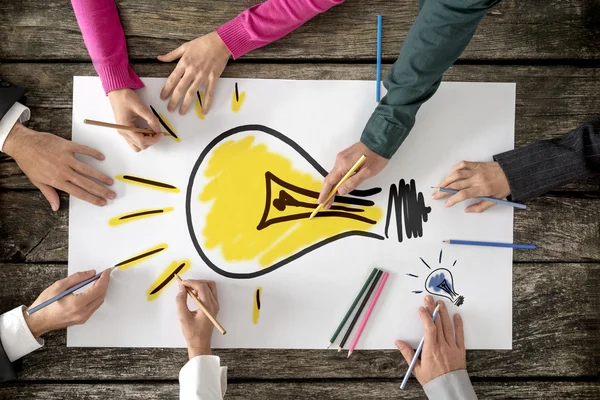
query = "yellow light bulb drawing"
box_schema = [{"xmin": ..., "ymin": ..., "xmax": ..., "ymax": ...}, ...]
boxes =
[{"xmin": 186, "ymin": 125, "xmax": 432, "ymax": 279}]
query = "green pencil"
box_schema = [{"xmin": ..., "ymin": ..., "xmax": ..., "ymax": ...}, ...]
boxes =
[{"xmin": 327, "ymin": 268, "xmax": 379, "ymax": 348}]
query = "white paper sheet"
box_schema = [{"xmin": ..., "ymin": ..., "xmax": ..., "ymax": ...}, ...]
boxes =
[{"xmin": 69, "ymin": 77, "xmax": 515, "ymax": 349}]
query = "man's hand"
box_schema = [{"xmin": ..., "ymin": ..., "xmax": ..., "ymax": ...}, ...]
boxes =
[
  {"xmin": 432, "ymin": 161, "xmax": 511, "ymax": 213},
  {"xmin": 176, "ymin": 279, "xmax": 220, "ymax": 359},
  {"xmin": 158, "ymin": 31, "xmax": 231, "ymax": 115},
  {"xmin": 395, "ymin": 296, "xmax": 466, "ymax": 386},
  {"xmin": 108, "ymin": 88, "xmax": 163, "ymax": 152},
  {"xmin": 318, "ymin": 142, "xmax": 389, "ymax": 209},
  {"xmin": 3, "ymin": 123, "xmax": 115, "ymax": 210},
  {"xmin": 24, "ymin": 269, "xmax": 111, "ymax": 338}
]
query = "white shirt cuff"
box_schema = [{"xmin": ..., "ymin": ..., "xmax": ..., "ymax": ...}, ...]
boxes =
[
  {"xmin": 0, "ymin": 102, "xmax": 30, "ymax": 152},
  {"xmin": 179, "ymin": 355, "xmax": 227, "ymax": 400},
  {"xmin": 0, "ymin": 306, "xmax": 44, "ymax": 362}
]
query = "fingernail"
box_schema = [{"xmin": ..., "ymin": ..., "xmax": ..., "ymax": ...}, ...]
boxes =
[
  {"xmin": 107, "ymin": 178, "xmax": 114, "ymax": 185},
  {"xmin": 425, "ymin": 295, "xmax": 433, "ymax": 302},
  {"xmin": 99, "ymin": 154, "xmax": 105, "ymax": 160},
  {"xmin": 455, "ymin": 314, "xmax": 462, "ymax": 321},
  {"xmin": 419, "ymin": 307, "xmax": 425, "ymax": 312},
  {"xmin": 465, "ymin": 209, "xmax": 472, "ymax": 213},
  {"xmin": 179, "ymin": 285, "xmax": 185, "ymax": 293},
  {"xmin": 50, "ymin": 202, "xmax": 58, "ymax": 212},
  {"xmin": 396, "ymin": 341, "xmax": 403, "ymax": 349},
  {"xmin": 86, "ymin": 269, "xmax": 95, "ymax": 274},
  {"xmin": 444, "ymin": 201, "xmax": 449, "ymax": 207},
  {"xmin": 437, "ymin": 300, "xmax": 443, "ymax": 306}
]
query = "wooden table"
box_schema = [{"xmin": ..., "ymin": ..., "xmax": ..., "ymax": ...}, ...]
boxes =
[{"xmin": 0, "ymin": 1, "xmax": 599, "ymax": 398}]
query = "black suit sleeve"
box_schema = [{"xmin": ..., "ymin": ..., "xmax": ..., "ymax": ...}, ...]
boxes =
[
  {"xmin": 0, "ymin": 337, "xmax": 17, "ymax": 383},
  {"xmin": 0, "ymin": 78, "xmax": 27, "ymax": 120},
  {"xmin": 494, "ymin": 118, "xmax": 600, "ymax": 201}
]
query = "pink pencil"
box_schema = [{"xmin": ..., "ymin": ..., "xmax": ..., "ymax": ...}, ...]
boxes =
[{"xmin": 347, "ymin": 271, "xmax": 390, "ymax": 357}]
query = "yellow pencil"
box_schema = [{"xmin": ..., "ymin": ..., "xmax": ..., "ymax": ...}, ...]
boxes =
[
  {"xmin": 174, "ymin": 274, "xmax": 226, "ymax": 335},
  {"xmin": 309, "ymin": 155, "xmax": 367, "ymax": 220}
]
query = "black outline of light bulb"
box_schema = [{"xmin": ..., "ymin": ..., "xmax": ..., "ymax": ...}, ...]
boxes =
[{"xmin": 424, "ymin": 268, "xmax": 465, "ymax": 307}]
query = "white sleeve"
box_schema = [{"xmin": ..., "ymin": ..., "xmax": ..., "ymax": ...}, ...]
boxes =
[
  {"xmin": 0, "ymin": 306, "xmax": 44, "ymax": 362},
  {"xmin": 0, "ymin": 102, "xmax": 30, "ymax": 152},
  {"xmin": 179, "ymin": 355, "xmax": 227, "ymax": 400},
  {"xmin": 423, "ymin": 369, "xmax": 477, "ymax": 400}
]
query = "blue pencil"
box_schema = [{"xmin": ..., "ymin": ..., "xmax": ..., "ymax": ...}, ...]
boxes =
[
  {"xmin": 444, "ymin": 240, "xmax": 536, "ymax": 250},
  {"xmin": 376, "ymin": 15, "xmax": 382, "ymax": 102},
  {"xmin": 400, "ymin": 304, "xmax": 440, "ymax": 389},
  {"xmin": 27, "ymin": 267, "xmax": 116, "ymax": 315},
  {"xmin": 432, "ymin": 186, "xmax": 526, "ymax": 209}
]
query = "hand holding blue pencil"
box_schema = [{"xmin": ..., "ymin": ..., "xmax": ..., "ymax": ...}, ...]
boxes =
[{"xmin": 24, "ymin": 269, "xmax": 113, "ymax": 338}]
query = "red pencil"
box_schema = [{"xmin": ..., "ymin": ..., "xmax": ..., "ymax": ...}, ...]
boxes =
[{"xmin": 347, "ymin": 271, "xmax": 390, "ymax": 357}]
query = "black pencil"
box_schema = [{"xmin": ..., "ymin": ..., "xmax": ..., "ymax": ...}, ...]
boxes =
[{"xmin": 338, "ymin": 269, "xmax": 383, "ymax": 351}]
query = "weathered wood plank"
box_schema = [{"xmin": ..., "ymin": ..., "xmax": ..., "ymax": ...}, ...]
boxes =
[
  {"xmin": 2, "ymin": 1, "xmax": 600, "ymax": 61},
  {"xmin": 1, "ymin": 191, "xmax": 598, "ymax": 264},
  {"xmin": 1, "ymin": 263, "xmax": 597, "ymax": 380},
  {"xmin": 1, "ymin": 380, "xmax": 599, "ymax": 399}
]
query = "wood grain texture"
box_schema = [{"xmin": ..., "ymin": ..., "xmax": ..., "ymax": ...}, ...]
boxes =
[
  {"xmin": 1, "ymin": 191, "xmax": 598, "ymax": 264},
  {"xmin": 0, "ymin": 380, "xmax": 599, "ymax": 399},
  {"xmin": 2, "ymin": 1, "xmax": 600, "ymax": 61},
  {"xmin": 1, "ymin": 263, "xmax": 597, "ymax": 380}
]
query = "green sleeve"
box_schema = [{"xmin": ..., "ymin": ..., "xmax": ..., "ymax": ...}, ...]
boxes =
[{"xmin": 361, "ymin": 0, "xmax": 502, "ymax": 159}]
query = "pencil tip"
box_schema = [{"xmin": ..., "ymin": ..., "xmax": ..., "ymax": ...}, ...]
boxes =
[
  {"xmin": 327, "ymin": 342, "xmax": 332, "ymax": 349},
  {"xmin": 337, "ymin": 347, "xmax": 342, "ymax": 352},
  {"xmin": 347, "ymin": 351, "xmax": 353, "ymax": 358}
]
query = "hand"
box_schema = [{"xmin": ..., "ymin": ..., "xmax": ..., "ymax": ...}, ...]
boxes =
[
  {"xmin": 107, "ymin": 88, "xmax": 163, "ymax": 152},
  {"xmin": 318, "ymin": 142, "xmax": 389, "ymax": 209},
  {"xmin": 395, "ymin": 296, "xmax": 466, "ymax": 386},
  {"xmin": 158, "ymin": 31, "xmax": 231, "ymax": 115},
  {"xmin": 3, "ymin": 123, "xmax": 115, "ymax": 210},
  {"xmin": 24, "ymin": 269, "xmax": 111, "ymax": 338},
  {"xmin": 432, "ymin": 161, "xmax": 510, "ymax": 213},
  {"xmin": 176, "ymin": 279, "xmax": 220, "ymax": 359}
]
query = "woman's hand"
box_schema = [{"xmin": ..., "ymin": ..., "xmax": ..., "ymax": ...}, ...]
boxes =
[
  {"xmin": 107, "ymin": 88, "xmax": 163, "ymax": 152},
  {"xmin": 433, "ymin": 161, "xmax": 511, "ymax": 213},
  {"xmin": 158, "ymin": 31, "xmax": 231, "ymax": 115}
]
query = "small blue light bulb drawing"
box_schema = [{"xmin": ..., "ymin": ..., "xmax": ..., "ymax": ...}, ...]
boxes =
[{"xmin": 425, "ymin": 268, "xmax": 464, "ymax": 307}]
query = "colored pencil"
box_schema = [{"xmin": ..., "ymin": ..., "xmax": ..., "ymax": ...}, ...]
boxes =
[
  {"xmin": 376, "ymin": 15, "xmax": 382, "ymax": 103},
  {"xmin": 27, "ymin": 267, "xmax": 117, "ymax": 315},
  {"xmin": 400, "ymin": 304, "xmax": 440, "ymax": 389},
  {"xmin": 432, "ymin": 186, "xmax": 526, "ymax": 209},
  {"xmin": 444, "ymin": 239, "xmax": 536, "ymax": 250},
  {"xmin": 174, "ymin": 274, "xmax": 227, "ymax": 335},
  {"xmin": 83, "ymin": 119, "xmax": 168, "ymax": 136},
  {"xmin": 328, "ymin": 268, "xmax": 378, "ymax": 348},
  {"xmin": 347, "ymin": 271, "xmax": 389, "ymax": 358},
  {"xmin": 310, "ymin": 155, "xmax": 367, "ymax": 220},
  {"xmin": 338, "ymin": 269, "xmax": 383, "ymax": 351}
]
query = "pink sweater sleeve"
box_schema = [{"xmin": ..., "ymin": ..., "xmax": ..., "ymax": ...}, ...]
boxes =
[
  {"xmin": 216, "ymin": 0, "xmax": 344, "ymax": 59},
  {"xmin": 71, "ymin": 0, "xmax": 144, "ymax": 94}
]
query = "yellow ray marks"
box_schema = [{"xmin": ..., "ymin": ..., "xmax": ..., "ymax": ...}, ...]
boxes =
[
  {"xmin": 150, "ymin": 105, "xmax": 180, "ymax": 142},
  {"xmin": 115, "ymin": 175, "xmax": 180, "ymax": 193},
  {"xmin": 147, "ymin": 259, "xmax": 191, "ymax": 301},
  {"xmin": 231, "ymin": 82, "xmax": 246, "ymax": 112},
  {"xmin": 114, "ymin": 243, "xmax": 168, "ymax": 270},
  {"xmin": 195, "ymin": 90, "xmax": 205, "ymax": 120},
  {"xmin": 252, "ymin": 286, "xmax": 262, "ymax": 324},
  {"xmin": 199, "ymin": 136, "xmax": 383, "ymax": 267},
  {"xmin": 109, "ymin": 207, "xmax": 174, "ymax": 226}
]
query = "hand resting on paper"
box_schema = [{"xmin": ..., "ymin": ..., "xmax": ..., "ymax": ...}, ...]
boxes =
[
  {"xmin": 3, "ymin": 122, "xmax": 115, "ymax": 210},
  {"xmin": 176, "ymin": 279, "xmax": 220, "ymax": 359},
  {"xmin": 318, "ymin": 141, "xmax": 389, "ymax": 209},
  {"xmin": 432, "ymin": 161, "xmax": 510, "ymax": 213},
  {"xmin": 23, "ymin": 269, "xmax": 111, "ymax": 338},
  {"xmin": 395, "ymin": 296, "xmax": 466, "ymax": 386},
  {"xmin": 158, "ymin": 31, "xmax": 231, "ymax": 115},
  {"xmin": 107, "ymin": 88, "xmax": 164, "ymax": 152}
]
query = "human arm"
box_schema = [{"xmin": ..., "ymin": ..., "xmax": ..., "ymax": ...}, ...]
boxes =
[
  {"xmin": 0, "ymin": 270, "xmax": 111, "ymax": 382},
  {"xmin": 70, "ymin": 0, "xmax": 162, "ymax": 151},
  {"xmin": 433, "ymin": 118, "xmax": 600, "ymax": 211},
  {"xmin": 159, "ymin": 0, "xmax": 344, "ymax": 114},
  {"xmin": 395, "ymin": 295, "xmax": 476, "ymax": 400},
  {"xmin": 176, "ymin": 280, "xmax": 226, "ymax": 400},
  {"xmin": 318, "ymin": 0, "xmax": 501, "ymax": 205}
]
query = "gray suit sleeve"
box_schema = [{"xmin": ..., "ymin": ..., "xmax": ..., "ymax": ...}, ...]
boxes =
[
  {"xmin": 494, "ymin": 118, "xmax": 600, "ymax": 201},
  {"xmin": 423, "ymin": 369, "xmax": 477, "ymax": 400},
  {"xmin": 0, "ymin": 78, "xmax": 27, "ymax": 120}
]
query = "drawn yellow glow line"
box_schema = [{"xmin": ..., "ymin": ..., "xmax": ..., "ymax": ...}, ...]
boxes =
[
  {"xmin": 147, "ymin": 260, "xmax": 191, "ymax": 301},
  {"xmin": 115, "ymin": 175, "xmax": 180, "ymax": 193},
  {"xmin": 253, "ymin": 286, "xmax": 262, "ymax": 324},
  {"xmin": 114, "ymin": 243, "xmax": 169, "ymax": 270},
  {"xmin": 108, "ymin": 207, "xmax": 174, "ymax": 226}
]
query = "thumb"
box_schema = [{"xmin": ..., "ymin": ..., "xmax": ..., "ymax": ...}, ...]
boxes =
[
  {"xmin": 338, "ymin": 168, "xmax": 370, "ymax": 195},
  {"xmin": 176, "ymin": 284, "xmax": 191, "ymax": 320},
  {"xmin": 395, "ymin": 340, "xmax": 417, "ymax": 366},
  {"xmin": 157, "ymin": 45, "xmax": 185, "ymax": 62},
  {"xmin": 136, "ymin": 104, "xmax": 163, "ymax": 134},
  {"xmin": 36, "ymin": 182, "xmax": 60, "ymax": 212}
]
